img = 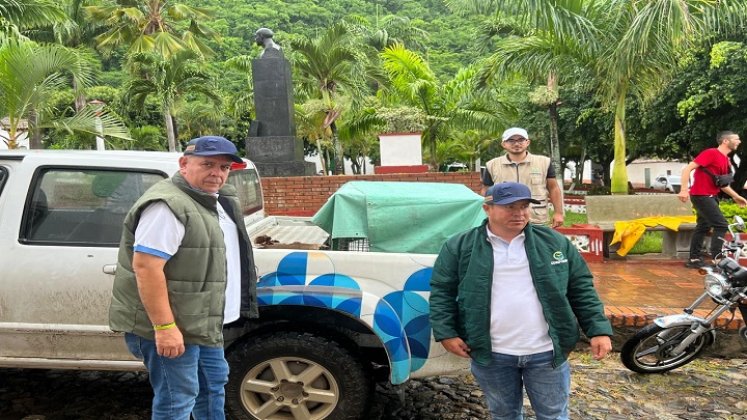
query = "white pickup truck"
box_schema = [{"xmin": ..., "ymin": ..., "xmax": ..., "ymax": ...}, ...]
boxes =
[{"xmin": 0, "ymin": 150, "xmax": 468, "ymax": 420}]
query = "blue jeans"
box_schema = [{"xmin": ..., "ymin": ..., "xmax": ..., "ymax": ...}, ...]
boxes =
[
  {"xmin": 125, "ymin": 333, "xmax": 228, "ymax": 420},
  {"xmin": 471, "ymin": 351, "xmax": 570, "ymax": 420}
]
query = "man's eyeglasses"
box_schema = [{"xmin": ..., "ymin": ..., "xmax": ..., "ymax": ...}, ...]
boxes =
[{"xmin": 503, "ymin": 138, "xmax": 528, "ymax": 144}]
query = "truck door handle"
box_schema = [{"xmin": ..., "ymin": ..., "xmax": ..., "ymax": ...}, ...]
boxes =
[{"xmin": 102, "ymin": 264, "xmax": 118, "ymax": 275}]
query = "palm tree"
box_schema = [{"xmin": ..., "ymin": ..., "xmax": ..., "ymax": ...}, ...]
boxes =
[
  {"xmin": 458, "ymin": 6, "xmax": 590, "ymax": 183},
  {"xmin": 450, "ymin": 0, "xmax": 747, "ymax": 194},
  {"xmin": 124, "ymin": 50, "xmax": 220, "ymax": 151},
  {"xmin": 291, "ymin": 23, "xmax": 367, "ymax": 175},
  {"xmin": 85, "ymin": 0, "xmax": 218, "ymax": 59},
  {"xmin": 345, "ymin": 7, "xmax": 429, "ymax": 52},
  {"xmin": 450, "ymin": 129, "xmax": 496, "ymax": 171},
  {"xmin": 296, "ymin": 99, "xmax": 335, "ymax": 175},
  {"xmin": 380, "ymin": 44, "xmax": 514, "ymax": 169},
  {"xmin": 31, "ymin": 0, "xmax": 108, "ymax": 111},
  {"xmin": 0, "ymin": 41, "xmax": 129, "ymax": 149},
  {"xmin": 177, "ymin": 101, "xmax": 224, "ymax": 143},
  {"xmin": 0, "ymin": 0, "xmax": 65, "ymax": 44},
  {"xmin": 449, "ymin": 0, "xmax": 599, "ymax": 189},
  {"xmin": 338, "ymin": 100, "xmax": 388, "ymax": 174}
]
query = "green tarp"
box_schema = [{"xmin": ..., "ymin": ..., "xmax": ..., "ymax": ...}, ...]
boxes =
[{"xmin": 311, "ymin": 181, "xmax": 486, "ymax": 254}]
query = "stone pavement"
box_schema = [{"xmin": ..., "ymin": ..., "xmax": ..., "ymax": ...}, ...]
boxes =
[
  {"xmin": 373, "ymin": 255, "xmax": 747, "ymax": 420},
  {"xmin": 591, "ymin": 258, "xmax": 745, "ymax": 330},
  {"xmin": 1, "ymin": 258, "xmax": 746, "ymax": 420},
  {"xmin": 2, "ymin": 352, "xmax": 745, "ymax": 419}
]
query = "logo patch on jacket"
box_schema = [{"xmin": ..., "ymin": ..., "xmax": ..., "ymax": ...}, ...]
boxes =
[{"xmin": 551, "ymin": 251, "xmax": 568, "ymax": 265}]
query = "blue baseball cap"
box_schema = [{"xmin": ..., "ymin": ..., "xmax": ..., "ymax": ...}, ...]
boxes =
[
  {"xmin": 485, "ymin": 182, "xmax": 541, "ymax": 205},
  {"xmin": 184, "ymin": 136, "xmax": 242, "ymax": 163}
]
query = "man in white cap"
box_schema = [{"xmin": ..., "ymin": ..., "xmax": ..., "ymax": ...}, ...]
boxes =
[{"xmin": 481, "ymin": 127, "xmax": 564, "ymax": 227}]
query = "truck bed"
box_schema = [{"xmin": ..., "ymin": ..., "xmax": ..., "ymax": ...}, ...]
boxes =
[{"xmin": 245, "ymin": 216, "xmax": 330, "ymax": 249}]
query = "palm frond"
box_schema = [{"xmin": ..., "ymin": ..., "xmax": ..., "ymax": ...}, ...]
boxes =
[
  {"xmin": 0, "ymin": 0, "xmax": 66, "ymax": 32},
  {"xmin": 224, "ymin": 55, "xmax": 253, "ymax": 73},
  {"xmin": 338, "ymin": 107, "xmax": 386, "ymax": 141},
  {"xmin": 44, "ymin": 104, "xmax": 131, "ymax": 140}
]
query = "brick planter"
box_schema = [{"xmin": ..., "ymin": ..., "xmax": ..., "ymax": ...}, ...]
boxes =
[{"xmin": 261, "ymin": 172, "xmax": 482, "ymax": 216}]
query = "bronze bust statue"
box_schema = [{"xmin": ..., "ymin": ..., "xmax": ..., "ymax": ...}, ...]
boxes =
[{"xmin": 255, "ymin": 27, "xmax": 282, "ymax": 58}]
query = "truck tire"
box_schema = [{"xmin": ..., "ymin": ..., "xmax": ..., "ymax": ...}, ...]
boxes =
[{"xmin": 225, "ymin": 331, "xmax": 371, "ymax": 420}]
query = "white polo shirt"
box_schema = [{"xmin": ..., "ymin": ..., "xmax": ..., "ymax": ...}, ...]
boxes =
[
  {"xmin": 486, "ymin": 226, "xmax": 554, "ymax": 355},
  {"xmin": 134, "ymin": 200, "xmax": 241, "ymax": 324}
]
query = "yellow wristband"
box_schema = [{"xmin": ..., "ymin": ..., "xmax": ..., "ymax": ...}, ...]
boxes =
[{"xmin": 153, "ymin": 322, "xmax": 176, "ymax": 331}]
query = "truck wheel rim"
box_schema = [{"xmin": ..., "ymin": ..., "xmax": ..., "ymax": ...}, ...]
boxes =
[{"xmin": 239, "ymin": 356, "xmax": 339, "ymax": 420}]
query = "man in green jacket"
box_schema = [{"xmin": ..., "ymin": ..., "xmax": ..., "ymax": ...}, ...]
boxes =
[
  {"xmin": 430, "ymin": 182, "xmax": 612, "ymax": 420},
  {"xmin": 109, "ymin": 136, "xmax": 258, "ymax": 419}
]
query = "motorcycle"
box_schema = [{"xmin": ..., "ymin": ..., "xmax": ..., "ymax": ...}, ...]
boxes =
[{"xmin": 620, "ymin": 217, "xmax": 747, "ymax": 373}]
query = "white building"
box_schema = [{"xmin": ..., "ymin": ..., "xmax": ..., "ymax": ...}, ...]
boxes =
[
  {"xmin": 565, "ymin": 158, "xmax": 684, "ymax": 188},
  {"xmin": 625, "ymin": 158, "xmax": 685, "ymax": 188}
]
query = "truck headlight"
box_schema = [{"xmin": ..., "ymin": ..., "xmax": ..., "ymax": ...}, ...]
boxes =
[{"xmin": 704, "ymin": 273, "xmax": 727, "ymax": 297}]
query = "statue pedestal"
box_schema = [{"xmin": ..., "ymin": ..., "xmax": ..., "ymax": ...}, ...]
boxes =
[
  {"xmin": 246, "ymin": 55, "xmax": 316, "ymax": 177},
  {"xmin": 245, "ymin": 49, "xmax": 315, "ymax": 177},
  {"xmin": 246, "ymin": 136, "xmax": 316, "ymax": 177},
  {"xmin": 252, "ymin": 59, "xmax": 294, "ymax": 137},
  {"xmin": 252, "ymin": 161, "xmax": 317, "ymax": 177}
]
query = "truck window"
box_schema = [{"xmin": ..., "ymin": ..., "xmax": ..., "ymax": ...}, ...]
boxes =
[
  {"xmin": 20, "ymin": 169, "xmax": 165, "ymax": 246},
  {"xmin": 227, "ymin": 167, "xmax": 263, "ymax": 217}
]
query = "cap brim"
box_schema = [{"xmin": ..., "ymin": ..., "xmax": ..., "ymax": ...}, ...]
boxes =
[
  {"xmin": 187, "ymin": 151, "xmax": 243, "ymax": 163},
  {"xmin": 489, "ymin": 197, "xmax": 541, "ymax": 205}
]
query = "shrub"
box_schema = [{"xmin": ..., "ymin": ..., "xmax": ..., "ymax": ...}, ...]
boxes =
[
  {"xmin": 587, "ymin": 185, "xmax": 611, "ymax": 196},
  {"xmin": 719, "ymin": 200, "xmax": 747, "ymax": 220}
]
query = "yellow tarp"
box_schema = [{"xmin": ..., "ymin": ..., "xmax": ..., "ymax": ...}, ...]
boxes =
[{"xmin": 610, "ymin": 216, "xmax": 697, "ymax": 257}]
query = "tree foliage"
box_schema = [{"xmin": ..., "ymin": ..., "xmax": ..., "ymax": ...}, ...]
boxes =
[
  {"xmin": 124, "ymin": 50, "xmax": 220, "ymax": 151},
  {"xmin": 5, "ymin": 0, "xmax": 747, "ymax": 186},
  {"xmin": 0, "ymin": 41, "xmax": 129, "ymax": 149},
  {"xmin": 86, "ymin": 0, "xmax": 219, "ymax": 58},
  {"xmin": 381, "ymin": 43, "xmax": 514, "ymax": 168},
  {"xmin": 0, "ymin": 0, "xmax": 66, "ymax": 44}
]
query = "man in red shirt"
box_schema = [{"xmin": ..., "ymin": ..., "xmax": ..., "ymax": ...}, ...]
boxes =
[{"xmin": 678, "ymin": 131, "xmax": 747, "ymax": 268}]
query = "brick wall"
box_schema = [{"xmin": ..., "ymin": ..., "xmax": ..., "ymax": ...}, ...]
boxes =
[{"xmin": 261, "ymin": 172, "xmax": 483, "ymax": 216}]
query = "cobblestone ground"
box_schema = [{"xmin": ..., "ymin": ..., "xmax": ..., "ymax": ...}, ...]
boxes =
[{"xmin": 1, "ymin": 352, "xmax": 745, "ymax": 420}]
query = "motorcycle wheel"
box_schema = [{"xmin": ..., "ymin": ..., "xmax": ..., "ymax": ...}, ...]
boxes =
[{"xmin": 620, "ymin": 323, "xmax": 712, "ymax": 374}]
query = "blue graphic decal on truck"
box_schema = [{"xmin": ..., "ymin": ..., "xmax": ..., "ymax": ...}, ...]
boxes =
[{"xmin": 256, "ymin": 251, "xmax": 433, "ymax": 384}]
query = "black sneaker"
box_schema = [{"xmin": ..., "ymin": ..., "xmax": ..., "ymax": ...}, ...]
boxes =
[{"xmin": 685, "ymin": 259, "xmax": 706, "ymax": 269}]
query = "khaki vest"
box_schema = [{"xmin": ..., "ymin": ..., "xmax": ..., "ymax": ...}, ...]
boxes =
[
  {"xmin": 109, "ymin": 173, "xmax": 258, "ymax": 346},
  {"xmin": 485, "ymin": 153, "xmax": 552, "ymax": 224}
]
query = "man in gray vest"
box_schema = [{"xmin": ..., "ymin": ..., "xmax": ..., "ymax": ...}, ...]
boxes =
[
  {"xmin": 481, "ymin": 127, "xmax": 564, "ymax": 227},
  {"xmin": 109, "ymin": 136, "xmax": 258, "ymax": 419}
]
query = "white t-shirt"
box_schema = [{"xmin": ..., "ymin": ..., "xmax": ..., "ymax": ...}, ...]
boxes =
[
  {"xmin": 134, "ymin": 200, "xmax": 241, "ymax": 324},
  {"xmin": 486, "ymin": 227, "xmax": 554, "ymax": 355}
]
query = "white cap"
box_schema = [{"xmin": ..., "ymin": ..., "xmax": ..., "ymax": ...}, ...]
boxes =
[{"xmin": 501, "ymin": 127, "xmax": 529, "ymax": 142}]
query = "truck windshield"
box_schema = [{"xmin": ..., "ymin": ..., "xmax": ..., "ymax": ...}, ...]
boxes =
[{"xmin": 227, "ymin": 167, "xmax": 263, "ymax": 217}]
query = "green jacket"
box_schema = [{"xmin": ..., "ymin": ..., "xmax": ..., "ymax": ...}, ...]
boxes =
[
  {"xmin": 109, "ymin": 173, "xmax": 258, "ymax": 347},
  {"xmin": 429, "ymin": 220, "xmax": 612, "ymax": 366}
]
